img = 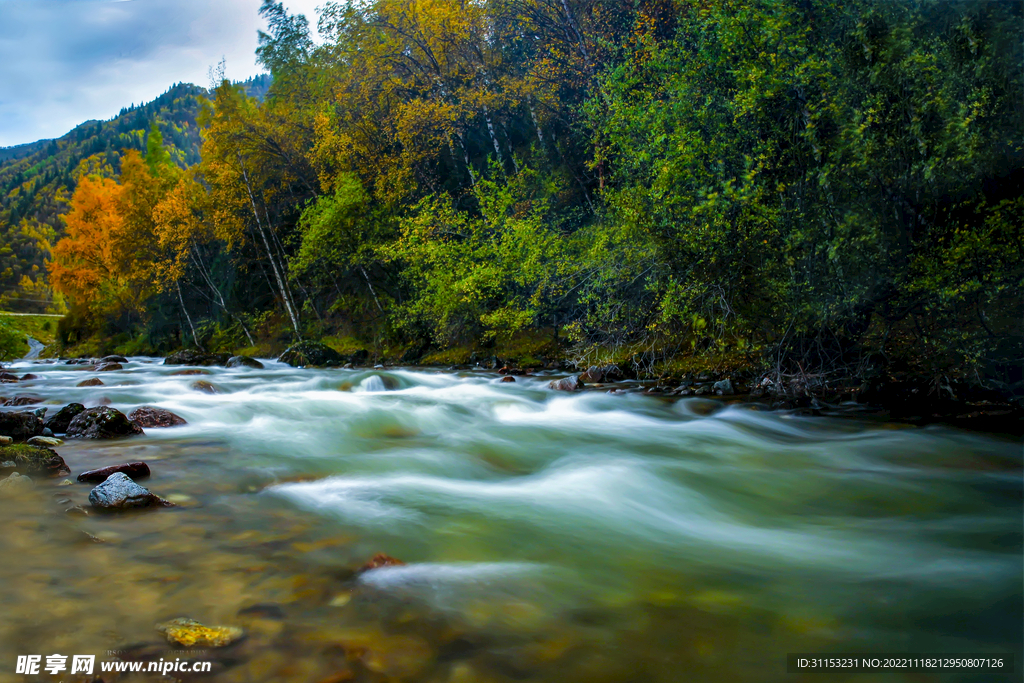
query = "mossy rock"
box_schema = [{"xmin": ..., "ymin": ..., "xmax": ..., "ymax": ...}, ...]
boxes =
[
  {"xmin": 0, "ymin": 444, "xmax": 69, "ymax": 478},
  {"xmin": 279, "ymin": 341, "xmax": 343, "ymax": 367},
  {"xmin": 156, "ymin": 618, "xmax": 243, "ymax": 648},
  {"xmin": 66, "ymin": 407, "xmax": 144, "ymax": 439}
]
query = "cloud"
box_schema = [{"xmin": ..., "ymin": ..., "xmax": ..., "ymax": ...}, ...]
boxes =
[{"xmin": 0, "ymin": 0, "xmax": 322, "ymax": 147}]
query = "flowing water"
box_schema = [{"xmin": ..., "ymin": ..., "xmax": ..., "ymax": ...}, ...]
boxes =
[{"xmin": 0, "ymin": 359, "xmax": 1020, "ymax": 683}]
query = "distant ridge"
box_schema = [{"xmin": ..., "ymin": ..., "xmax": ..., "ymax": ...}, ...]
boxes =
[{"xmin": 0, "ymin": 140, "xmax": 52, "ymax": 164}]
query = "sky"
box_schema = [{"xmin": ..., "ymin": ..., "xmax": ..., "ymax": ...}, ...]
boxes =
[{"xmin": 0, "ymin": 0, "xmax": 323, "ymax": 147}]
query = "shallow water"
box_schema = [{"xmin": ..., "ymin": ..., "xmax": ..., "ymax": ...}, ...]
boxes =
[{"xmin": 0, "ymin": 358, "xmax": 1020, "ymax": 682}]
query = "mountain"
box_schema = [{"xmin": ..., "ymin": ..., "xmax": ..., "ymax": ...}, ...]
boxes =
[{"xmin": 0, "ymin": 75, "xmax": 271, "ymax": 312}]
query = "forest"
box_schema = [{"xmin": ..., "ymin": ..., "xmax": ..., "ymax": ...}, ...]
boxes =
[{"xmin": 20, "ymin": 0, "xmax": 1024, "ymax": 394}]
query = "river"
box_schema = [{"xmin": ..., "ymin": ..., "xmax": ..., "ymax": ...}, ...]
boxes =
[{"xmin": 0, "ymin": 358, "xmax": 1020, "ymax": 682}]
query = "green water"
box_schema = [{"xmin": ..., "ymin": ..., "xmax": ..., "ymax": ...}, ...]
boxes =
[{"xmin": 0, "ymin": 359, "xmax": 1020, "ymax": 682}]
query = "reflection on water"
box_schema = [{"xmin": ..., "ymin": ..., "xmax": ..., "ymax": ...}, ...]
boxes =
[{"xmin": 0, "ymin": 358, "xmax": 1020, "ymax": 682}]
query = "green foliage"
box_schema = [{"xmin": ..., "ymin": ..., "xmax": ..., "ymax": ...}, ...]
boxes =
[
  {"xmin": 145, "ymin": 121, "xmax": 174, "ymax": 174},
  {"xmin": 384, "ymin": 164, "xmax": 572, "ymax": 344},
  {"xmin": 584, "ymin": 0, "xmax": 1022, "ymax": 373},
  {"xmin": 0, "ymin": 317, "xmax": 25, "ymax": 361}
]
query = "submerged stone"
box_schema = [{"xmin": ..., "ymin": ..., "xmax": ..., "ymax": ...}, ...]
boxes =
[
  {"xmin": 156, "ymin": 618, "xmax": 244, "ymax": 648},
  {"xmin": 358, "ymin": 553, "xmax": 406, "ymax": 574},
  {"xmin": 96, "ymin": 362, "xmax": 123, "ymax": 371},
  {"xmin": 3, "ymin": 395, "xmax": 43, "ymax": 406},
  {"xmin": 77, "ymin": 378, "xmax": 104, "ymax": 387},
  {"xmin": 226, "ymin": 355, "xmax": 264, "ymax": 369},
  {"xmin": 190, "ymin": 380, "xmax": 220, "ymax": 394},
  {"xmin": 0, "ymin": 472, "xmax": 34, "ymax": 497}
]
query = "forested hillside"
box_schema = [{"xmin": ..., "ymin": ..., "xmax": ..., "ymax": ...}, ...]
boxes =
[
  {"xmin": 44, "ymin": 0, "xmax": 1024, "ymax": 396},
  {"xmin": 0, "ymin": 76, "xmax": 271, "ymax": 313}
]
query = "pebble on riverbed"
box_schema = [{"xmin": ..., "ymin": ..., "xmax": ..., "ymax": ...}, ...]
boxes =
[
  {"xmin": 156, "ymin": 618, "xmax": 244, "ymax": 647},
  {"xmin": 0, "ymin": 472, "xmax": 34, "ymax": 497},
  {"xmin": 88, "ymin": 472, "xmax": 165, "ymax": 509}
]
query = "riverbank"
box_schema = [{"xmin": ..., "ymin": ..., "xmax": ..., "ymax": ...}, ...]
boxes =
[{"xmin": 40, "ymin": 326, "xmax": 1024, "ymax": 437}]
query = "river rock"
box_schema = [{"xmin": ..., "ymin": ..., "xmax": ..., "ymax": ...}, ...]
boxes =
[
  {"xmin": 0, "ymin": 444, "xmax": 69, "ymax": 477},
  {"xmin": 713, "ymin": 378, "xmax": 735, "ymax": 395},
  {"xmin": 358, "ymin": 553, "xmax": 406, "ymax": 574},
  {"xmin": 20, "ymin": 374, "xmax": 38, "ymax": 381},
  {"xmin": 0, "ymin": 372, "xmax": 19, "ymax": 382},
  {"xmin": 0, "ymin": 472, "xmax": 34, "ymax": 497},
  {"xmin": 128, "ymin": 406, "xmax": 187, "ymax": 428},
  {"xmin": 27, "ymin": 436, "xmax": 62, "ymax": 447},
  {"xmin": 67, "ymin": 407, "xmax": 144, "ymax": 439},
  {"xmin": 78, "ymin": 461, "xmax": 150, "ymax": 483},
  {"xmin": 164, "ymin": 350, "xmax": 231, "ymax": 366},
  {"xmin": 4, "ymin": 395, "xmax": 43, "ymax": 406},
  {"xmin": 171, "ymin": 369, "xmax": 209, "ymax": 376},
  {"xmin": 279, "ymin": 341, "xmax": 343, "ymax": 367},
  {"xmin": 156, "ymin": 618, "xmax": 244, "ymax": 647},
  {"xmin": 77, "ymin": 378, "xmax": 104, "ymax": 387},
  {"xmin": 0, "ymin": 411, "xmax": 44, "ymax": 440},
  {"xmin": 44, "ymin": 403, "xmax": 84, "ymax": 434},
  {"xmin": 97, "ymin": 362, "xmax": 123, "ymax": 371},
  {"xmin": 89, "ymin": 472, "xmax": 163, "ymax": 509},
  {"xmin": 226, "ymin": 355, "xmax": 264, "ymax": 369},
  {"xmin": 101, "ymin": 355, "xmax": 128, "ymax": 363},
  {"xmin": 190, "ymin": 380, "xmax": 220, "ymax": 394},
  {"xmin": 501, "ymin": 376, "xmax": 516, "ymax": 383},
  {"xmin": 579, "ymin": 365, "xmax": 624, "ymax": 383},
  {"xmin": 0, "ymin": 436, "xmax": 11, "ymax": 445},
  {"xmin": 549, "ymin": 376, "xmax": 584, "ymax": 392}
]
